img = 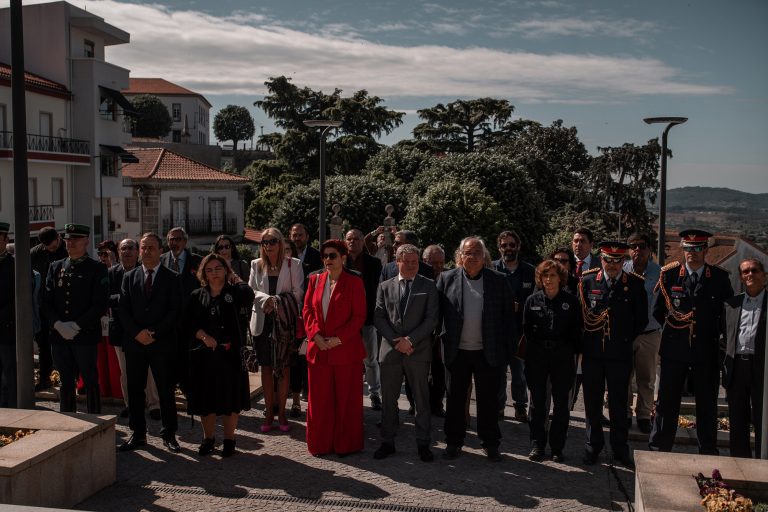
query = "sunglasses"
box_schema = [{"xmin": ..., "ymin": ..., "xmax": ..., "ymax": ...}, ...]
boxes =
[
  {"xmin": 682, "ymin": 246, "xmax": 705, "ymax": 253},
  {"xmin": 322, "ymin": 252, "xmax": 339, "ymax": 260},
  {"xmin": 261, "ymin": 238, "xmax": 280, "ymax": 246},
  {"xmin": 500, "ymin": 243, "xmax": 517, "ymax": 249},
  {"xmin": 97, "ymin": 251, "xmax": 109, "ymax": 257},
  {"xmin": 216, "ymin": 244, "xmax": 231, "ymax": 250},
  {"xmin": 602, "ymin": 257, "xmax": 623, "ymax": 263},
  {"xmin": 629, "ymin": 243, "xmax": 647, "ymax": 250},
  {"xmin": 741, "ymin": 267, "xmax": 763, "ymax": 275}
]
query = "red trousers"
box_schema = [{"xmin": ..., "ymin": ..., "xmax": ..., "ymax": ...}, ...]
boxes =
[
  {"xmin": 306, "ymin": 362, "xmax": 364, "ymax": 456},
  {"xmin": 77, "ymin": 337, "xmax": 123, "ymax": 399}
]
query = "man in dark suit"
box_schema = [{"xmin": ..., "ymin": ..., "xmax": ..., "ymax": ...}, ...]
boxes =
[
  {"xmin": 572, "ymin": 228, "xmax": 601, "ymax": 277},
  {"xmin": 437, "ymin": 236, "xmax": 515, "ymax": 462},
  {"xmin": 649, "ymin": 229, "xmax": 734, "ymax": 455},
  {"xmin": 579, "ymin": 242, "xmax": 647, "ymax": 468},
  {"xmin": 43, "ymin": 223, "xmax": 109, "ymax": 414},
  {"xmin": 346, "ymin": 229, "xmax": 384, "ymax": 410},
  {"xmin": 160, "ymin": 226, "xmax": 201, "ymax": 396},
  {"xmin": 374, "ymin": 244, "xmax": 439, "ymax": 462},
  {"xmin": 380, "ymin": 230, "xmax": 432, "ymax": 281},
  {"xmin": 290, "ymin": 223, "xmax": 322, "ymax": 280},
  {"xmin": 493, "ymin": 230, "xmax": 536, "ymax": 422},
  {"xmin": 723, "ymin": 258, "xmax": 766, "ymax": 458},
  {"xmin": 119, "ymin": 232, "xmax": 183, "ymax": 453},
  {"xmin": 0, "ymin": 221, "xmax": 17, "ymax": 407}
]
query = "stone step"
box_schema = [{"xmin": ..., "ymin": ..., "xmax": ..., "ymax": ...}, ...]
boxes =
[{"xmin": 679, "ymin": 396, "xmax": 729, "ymax": 415}]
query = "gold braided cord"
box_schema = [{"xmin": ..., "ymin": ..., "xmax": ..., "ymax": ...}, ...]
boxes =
[
  {"xmin": 579, "ymin": 278, "xmax": 610, "ymax": 351},
  {"xmin": 657, "ymin": 267, "xmax": 696, "ymax": 346}
]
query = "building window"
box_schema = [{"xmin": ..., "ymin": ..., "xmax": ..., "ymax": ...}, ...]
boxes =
[
  {"xmin": 51, "ymin": 178, "xmax": 64, "ymax": 207},
  {"xmin": 172, "ymin": 103, "xmax": 181, "ymax": 122},
  {"xmin": 39, "ymin": 112, "xmax": 52, "ymax": 138},
  {"xmin": 99, "ymin": 94, "xmax": 117, "ymax": 121},
  {"xmin": 28, "ymin": 178, "xmax": 37, "ymax": 206},
  {"xmin": 100, "ymin": 153, "xmax": 118, "ymax": 177},
  {"xmin": 172, "ymin": 130, "xmax": 181, "ymax": 143},
  {"xmin": 125, "ymin": 198, "xmax": 139, "ymax": 222},
  {"xmin": 209, "ymin": 199, "xmax": 225, "ymax": 232},
  {"xmin": 84, "ymin": 39, "xmax": 95, "ymax": 58},
  {"xmin": 0, "ymin": 104, "xmax": 7, "ymax": 148},
  {"xmin": 171, "ymin": 199, "xmax": 187, "ymax": 228}
]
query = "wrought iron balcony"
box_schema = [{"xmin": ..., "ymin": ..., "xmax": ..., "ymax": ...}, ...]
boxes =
[
  {"xmin": 29, "ymin": 204, "xmax": 55, "ymax": 222},
  {"xmin": 0, "ymin": 131, "xmax": 90, "ymax": 155},
  {"xmin": 162, "ymin": 215, "xmax": 238, "ymax": 236}
]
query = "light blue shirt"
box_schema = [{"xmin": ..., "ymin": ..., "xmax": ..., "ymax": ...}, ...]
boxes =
[
  {"xmin": 624, "ymin": 259, "xmax": 661, "ymax": 331},
  {"xmin": 737, "ymin": 290, "xmax": 766, "ymax": 355}
]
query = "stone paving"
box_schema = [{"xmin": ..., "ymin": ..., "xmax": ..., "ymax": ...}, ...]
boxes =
[{"xmin": 33, "ymin": 379, "xmax": 705, "ymax": 512}]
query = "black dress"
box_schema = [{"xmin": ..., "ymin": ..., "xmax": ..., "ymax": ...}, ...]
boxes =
[{"xmin": 185, "ymin": 282, "xmax": 254, "ymax": 416}]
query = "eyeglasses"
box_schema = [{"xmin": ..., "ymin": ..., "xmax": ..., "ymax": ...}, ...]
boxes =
[
  {"xmin": 97, "ymin": 251, "xmax": 109, "ymax": 257},
  {"xmin": 261, "ymin": 238, "xmax": 280, "ymax": 246},
  {"xmin": 168, "ymin": 236, "xmax": 184, "ymax": 242},
  {"xmin": 322, "ymin": 252, "xmax": 339, "ymax": 260},
  {"xmin": 205, "ymin": 266, "xmax": 226, "ymax": 273},
  {"xmin": 553, "ymin": 257, "xmax": 569, "ymax": 264},
  {"xmin": 741, "ymin": 267, "xmax": 763, "ymax": 275},
  {"xmin": 462, "ymin": 251, "xmax": 482, "ymax": 258},
  {"xmin": 629, "ymin": 243, "xmax": 647, "ymax": 250},
  {"xmin": 216, "ymin": 244, "xmax": 231, "ymax": 250},
  {"xmin": 682, "ymin": 246, "xmax": 705, "ymax": 253},
  {"xmin": 603, "ymin": 257, "xmax": 623, "ymax": 264},
  {"xmin": 499, "ymin": 243, "xmax": 517, "ymax": 249}
]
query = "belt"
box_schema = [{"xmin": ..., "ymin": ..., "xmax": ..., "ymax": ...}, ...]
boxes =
[{"xmin": 735, "ymin": 354, "xmax": 754, "ymax": 361}]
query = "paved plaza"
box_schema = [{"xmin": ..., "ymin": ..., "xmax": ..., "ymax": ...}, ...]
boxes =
[{"xmin": 34, "ymin": 380, "xmax": 702, "ymax": 512}]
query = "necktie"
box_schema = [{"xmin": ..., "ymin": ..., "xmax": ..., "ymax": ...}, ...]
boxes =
[
  {"xmin": 576, "ymin": 260, "xmax": 584, "ymax": 278},
  {"xmin": 399, "ymin": 280, "xmax": 411, "ymax": 317},
  {"xmin": 144, "ymin": 268, "xmax": 154, "ymax": 298},
  {"xmin": 170, "ymin": 257, "xmax": 180, "ymax": 273},
  {"xmin": 690, "ymin": 271, "xmax": 699, "ymax": 289}
]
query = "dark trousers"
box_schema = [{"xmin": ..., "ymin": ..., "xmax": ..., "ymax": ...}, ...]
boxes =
[
  {"xmin": 525, "ymin": 354, "xmax": 574, "ymax": 452},
  {"xmin": 35, "ymin": 314, "xmax": 54, "ymax": 383},
  {"xmin": 51, "ymin": 343, "xmax": 100, "ymax": 413},
  {"xmin": 125, "ymin": 349, "xmax": 178, "ymax": 438},
  {"xmin": 380, "ymin": 359, "xmax": 431, "ymax": 446},
  {"xmin": 582, "ymin": 356, "xmax": 631, "ymax": 458},
  {"xmin": 727, "ymin": 357, "xmax": 762, "ymax": 458},
  {"xmin": 290, "ymin": 351, "xmax": 308, "ymax": 395},
  {"xmin": 650, "ymin": 358, "xmax": 719, "ymax": 454},
  {"xmin": 444, "ymin": 349, "xmax": 502, "ymax": 449},
  {"xmin": 498, "ymin": 356, "xmax": 528, "ymax": 411},
  {"xmin": 0, "ymin": 344, "xmax": 17, "ymax": 408},
  {"xmin": 429, "ymin": 340, "xmax": 445, "ymax": 412}
]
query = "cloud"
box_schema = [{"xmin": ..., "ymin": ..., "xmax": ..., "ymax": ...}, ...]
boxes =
[
  {"xmin": 506, "ymin": 16, "xmax": 659, "ymax": 39},
  {"xmin": 34, "ymin": 0, "xmax": 729, "ymax": 103}
]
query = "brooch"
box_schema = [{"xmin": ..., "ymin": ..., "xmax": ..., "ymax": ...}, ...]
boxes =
[
  {"xmin": 562, "ymin": 303, "xmax": 570, "ymax": 311},
  {"xmin": 224, "ymin": 293, "xmax": 233, "ymax": 303}
]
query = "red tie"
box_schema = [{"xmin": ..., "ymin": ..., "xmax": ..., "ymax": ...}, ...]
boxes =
[
  {"xmin": 144, "ymin": 268, "xmax": 154, "ymax": 298},
  {"xmin": 576, "ymin": 260, "xmax": 584, "ymax": 278}
]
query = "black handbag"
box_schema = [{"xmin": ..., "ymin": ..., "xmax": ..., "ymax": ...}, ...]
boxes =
[{"xmin": 241, "ymin": 326, "xmax": 259, "ymax": 373}]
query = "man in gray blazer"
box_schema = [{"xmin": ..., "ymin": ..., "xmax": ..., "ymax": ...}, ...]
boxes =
[{"xmin": 374, "ymin": 244, "xmax": 439, "ymax": 462}]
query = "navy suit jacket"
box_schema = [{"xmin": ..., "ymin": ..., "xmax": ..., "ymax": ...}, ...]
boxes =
[
  {"xmin": 119, "ymin": 264, "xmax": 182, "ymax": 353},
  {"xmin": 436, "ymin": 267, "xmax": 515, "ymax": 368},
  {"xmin": 380, "ymin": 260, "xmax": 433, "ymax": 282}
]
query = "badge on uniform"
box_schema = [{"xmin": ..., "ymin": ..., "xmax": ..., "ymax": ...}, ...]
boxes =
[
  {"xmin": 623, "ymin": 286, "xmax": 629, "ymax": 292},
  {"xmin": 674, "ymin": 299, "xmax": 680, "ymax": 307},
  {"xmin": 530, "ymin": 306, "xmax": 541, "ymax": 311},
  {"xmin": 562, "ymin": 303, "xmax": 570, "ymax": 311},
  {"xmin": 58, "ymin": 279, "xmax": 63, "ymax": 287},
  {"xmin": 224, "ymin": 293, "xmax": 233, "ymax": 303}
]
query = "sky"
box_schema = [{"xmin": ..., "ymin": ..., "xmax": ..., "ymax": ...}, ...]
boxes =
[{"xmin": 6, "ymin": 0, "xmax": 768, "ymax": 192}]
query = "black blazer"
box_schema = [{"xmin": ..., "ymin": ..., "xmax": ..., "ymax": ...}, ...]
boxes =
[
  {"xmin": 0, "ymin": 255, "xmax": 15, "ymax": 345},
  {"xmin": 160, "ymin": 249, "xmax": 202, "ymax": 304},
  {"xmin": 346, "ymin": 252, "xmax": 383, "ymax": 326},
  {"xmin": 436, "ymin": 267, "xmax": 516, "ymax": 368},
  {"xmin": 119, "ymin": 265, "xmax": 182, "ymax": 353},
  {"xmin": 380, "ymin": 260, "xmax": 433, "ymax": 282},
  {"xmin": 107, "ymin": 264, "xmax": 128, "ymax": 346},
  {"xmin": 723, "ymin": 291, "xmax": 767, "ymax": 389},
  {"xmin": 301, "ymin": 246, "xmax": 323, "ymax": 278}
]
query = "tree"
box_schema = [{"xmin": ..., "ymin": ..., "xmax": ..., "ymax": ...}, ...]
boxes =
[
  {"xmin": 411, "ymin": 98, "xmax": 514, "ymax": 153},
  {"xmin": 129, "ymin": 94, "xmax": 172, "ymax": 138},
  {"xmin": 537, "ymin": 204, "xmax": 611, "ymax": 260},
  {"xmin": 402, "ymin": 181, "xmax": 505, "ymax": 259},
  {"xmin": 362, "ymin": 146, "xmax": 436, "ymax": 184},
  {"xmin": 213, "ymin": 105, "xmax": 255, "ymax": 151}
]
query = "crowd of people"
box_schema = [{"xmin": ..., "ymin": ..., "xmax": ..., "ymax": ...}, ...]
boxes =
[{"xmin": 0, "ymin": 219, "xmax": 766, "ymax": 466}]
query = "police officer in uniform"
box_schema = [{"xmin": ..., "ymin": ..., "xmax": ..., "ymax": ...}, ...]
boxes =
[
  {"xmin": 649, "ymin": 229, "xmax": 733, "ymax": 454},
  {"xmin": 579, "ymin": 242, "xmax": 647, "ymax": 467},
  {"xmin": 43, "ymin": 224, "xmax": 109, "ymax": 413}
]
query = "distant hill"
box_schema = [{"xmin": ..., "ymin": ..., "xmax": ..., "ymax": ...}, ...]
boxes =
[{"xmin": 667, "ymin": 186, "xmax": 768, "ymax": 212}]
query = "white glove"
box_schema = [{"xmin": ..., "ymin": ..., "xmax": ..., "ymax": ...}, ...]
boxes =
[{"xmin": 54, "ymin": 321, "xmax": 80, "ymax": 340}]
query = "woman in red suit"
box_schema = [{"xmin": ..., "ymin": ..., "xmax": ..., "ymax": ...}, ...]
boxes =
[{"xmin": 303, "ymin": 239, "xmax": 367, "ymax": 456}]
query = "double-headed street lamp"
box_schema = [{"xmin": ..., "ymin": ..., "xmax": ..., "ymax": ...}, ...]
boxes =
[
  {"xmin": 303, "ymin": 120, "xmax": 342, "ymax": 245},
  {"xmin": 643, "ymin": 116, "xmax": 688, "ymax": 266}
]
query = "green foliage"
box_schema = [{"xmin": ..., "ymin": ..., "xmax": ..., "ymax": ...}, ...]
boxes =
[
  {"xmin": 537, "ymin": 204, "xmax": 611, "ymax": 259},
  {"xmin": 269, "ymin": 174, "xmax": 409, "ymax": 242},
  {"xmin": 402, "ymin": 181, "xmax": 505, "ymax": 257},
  {"xmin": 130, "ymin": 94, "xmax": 172, "ymax": 138},
  {"xmin": 213, "ymin": 105, "xmax": 255, "ymax": 151},
  {"xmin": 244, "ymin": 160, "xmax": 303, "ymax": 229},
  {"xmin": 412, "ymin": 98, "xmax": 514, "ymax": 153},
  {"xmin": 363, "ymin": 146, "xmax": 436, "ymax": 184}
]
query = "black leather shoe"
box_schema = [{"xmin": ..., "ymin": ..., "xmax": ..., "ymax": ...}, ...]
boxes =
[
  {"xmin": 370, "ymin": 394, "xmax": 382, "ymax": 411},
  {"xmin": 418, "ymin": 445, "xmax": 434, "ymax": 462},
  {"xmin": 582, "ymin": 451, "xmax": 599, "ymax": 465},
  {"xmin": 483, "ymin": 447, "xmax": 502, "ymax": 462},
  {"xmin": 373, "ymin": 442, "xmax": 395, "ymax": 460},
  {"xmin": 198, "ymin": 437, "xmax": 215, "ymax": 456},
  {"xmin": 119, "ymin": 407, "xmax": 130, "ymax": 418},
  {"xmin": 148, "ymin": 409, "xmax": 161, "ymax": 421},
  {"xmin": 119, "ymin": 434, "xmax": 147, "ymax": 452},
  {"xmin": 34, "ymin": 380, "xmax": 52, "ymax": 392},
  {"xmin": 600, "ymin": 414, "xmax": 610, "ymax": 426},
  {"xmin": 637, "ymin": 418, "xmax": 652, "ymax": 434},
  {"xmin": 222, "ymin": 439, "xmax": 236, "ymax": 457},
  {"xmin": 613, "ymin": 453, "xmax": 635, "ymax": 470},
  {"xmin": 163, "ymin": 436, "xmax": 181, "ymax": 453},
  {"xmin": 443, "ymin": 444, "xmax": 461, "ymax": 460},
  {"xmin": 528, "ymin": 448, "xmax": 545, "ymax": 462},
  {"xmin": 432, "ymin": 408, "xmax": 446, "ymax": 418},
  {"xmin": 551, "ymin": 451, "xmax": 565, "ymax": 463},
  {"xmin": 408, "ymin": 405, "xmax": 415, "ymax": 415}
]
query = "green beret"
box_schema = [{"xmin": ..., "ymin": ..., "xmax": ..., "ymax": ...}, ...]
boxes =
[{"xmin": 63, "ymin": 223, "xmax": 90, "ymax": 239}]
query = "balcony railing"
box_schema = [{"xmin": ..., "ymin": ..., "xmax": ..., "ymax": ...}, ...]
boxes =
[
  {"xmin": 0, "ymin": 131, "xmax": 90, "ymax": 156},
  {"xmin": 162, "ymin": 216, "xmax": 238, "ymax": 236},
  {"xmin": 29, "ymin": 204, "xmax": 55, "ymax": 222}
]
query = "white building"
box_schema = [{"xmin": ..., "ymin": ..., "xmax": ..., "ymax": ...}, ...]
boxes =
[
  {"xmin": 121, "ymin": 147, "xmax": 248, "ymax": 247},
  {"xmin": 0, "ymin": 1, "xmax": 136, "ymax": 244},
  {"xmin": 123, "ymin": 78, "xmax": 211, "ymax": 145}
]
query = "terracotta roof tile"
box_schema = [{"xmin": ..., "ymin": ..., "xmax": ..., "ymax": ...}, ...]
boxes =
[
  {"xmin": 122, "ymin": 148, "xmax": 248, "ymax": 184},
  {"xmin": 123, "ymin": 78, "xmax": 211, "ymax": 107},
  {"xmin": 0, "ymin": 62, "xmax": 70, "ymax": 98}
]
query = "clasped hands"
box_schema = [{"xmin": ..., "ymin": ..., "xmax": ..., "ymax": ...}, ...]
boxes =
[
  {"xmin": 313, "ymin": 334, "xmax": 342, "ymax": 351},
  {"xmin": 394, "ymin": 336, "xmax": 414, "ymax": 355},
  {"xmin": 54, "ymin": 320, "xmax": 80, "ymax": 340},
  {"xmin": 135, "ymin": 329, "xmax": 156, "ymax": 345}
]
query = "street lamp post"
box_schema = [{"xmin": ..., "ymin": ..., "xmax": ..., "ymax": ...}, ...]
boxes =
[
  {"xmin": 643, "ymin": 116, "xmax": 688, "ymax": 266},
  {"xmin": 303, "ymin": 120, "xmax": 342, "ymax": 245}
]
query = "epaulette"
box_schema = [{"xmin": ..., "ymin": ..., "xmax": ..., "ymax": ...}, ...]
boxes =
[
  {"xmin": 627, "ymin": 271, "xmax": 645, "ymax": 281},
  {"xmin": 582, "ymin": 267, "xmax": 600, "ymax": 276},
  {"xmin": 660, "ymin": 261, "xmax": 680, "ymax": 273}
]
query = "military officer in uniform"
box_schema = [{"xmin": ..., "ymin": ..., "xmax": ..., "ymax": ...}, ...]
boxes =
[
  {"xmin": 579, "ymin": 242, "xmax": 647, "ymax": 467},
  {"xmin": 43, "ymin": 224, "xmax": 109, "ymax": 413},
  {"xmin": 649, "ymin": 229, "xmax": 733, "ymax": 454}
]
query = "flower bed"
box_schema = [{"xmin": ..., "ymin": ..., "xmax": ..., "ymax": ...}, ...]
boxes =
[
  {"xmin": 0, "ymin": 429, "xmax": 35, "ymax": 448},
  {"xmin": 694, "ymin": 469, "xmax": 768, "ymax": 511}
]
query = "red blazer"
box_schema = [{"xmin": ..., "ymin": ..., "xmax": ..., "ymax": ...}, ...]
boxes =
[{"xmin": 303, "ymin": 270, "xmax": 367, "ymax": 365}]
